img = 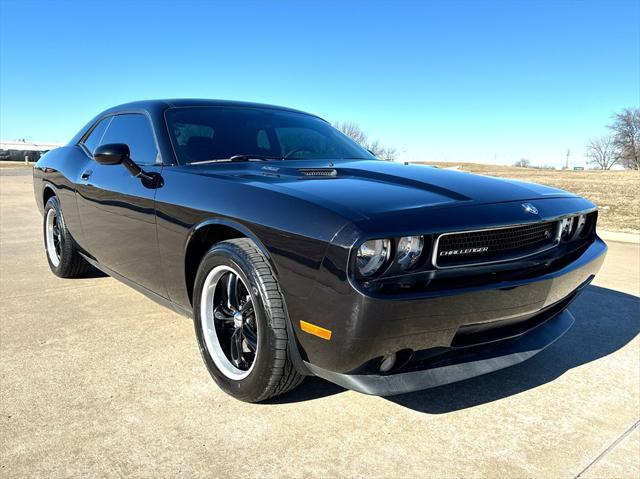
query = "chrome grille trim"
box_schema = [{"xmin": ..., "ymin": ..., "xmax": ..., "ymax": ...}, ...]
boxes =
[{"xmin": 432, "ymin": 221, "xmax": 562, "ymax": 269}]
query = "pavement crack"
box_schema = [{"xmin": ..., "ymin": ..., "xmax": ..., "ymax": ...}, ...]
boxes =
[{"xmin": 574, "ymin": 418, "xmax": 640, "ymax": 478}]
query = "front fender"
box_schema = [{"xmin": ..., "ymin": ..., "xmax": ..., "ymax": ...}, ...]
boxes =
[
  {"xmin": 33, "ymin": 147, "xmax": 89, "ymax": 248},
  {"xmin": 155, "ymin": 166, "xmax": 350, "ymax": 312},
  {"xmin": 185, "ymin": 217, "xmax": 275, "ymax": 269}
]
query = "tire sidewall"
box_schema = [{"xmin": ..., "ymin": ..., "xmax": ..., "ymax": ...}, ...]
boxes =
[
  {"xmin": 43, "ymin": 196, "xmax": 66, "ymax": 275},
  {"xmin": 193, "ymin": 244, "xmax": 278, "ymax": 401}
]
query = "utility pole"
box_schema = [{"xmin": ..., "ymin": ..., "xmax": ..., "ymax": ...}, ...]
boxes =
[{"xmin": 565, "ymin": 149, "xmax": 570, "ymax": 170}]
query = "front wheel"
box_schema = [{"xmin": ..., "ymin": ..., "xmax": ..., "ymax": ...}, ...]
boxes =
[
  {"xmin": 43, "ymin": 196, "xmax": 89, "ymax": 278},
  {"xmin": 193, "ymin": 238, "xmax": 304, "ymax": 402}
]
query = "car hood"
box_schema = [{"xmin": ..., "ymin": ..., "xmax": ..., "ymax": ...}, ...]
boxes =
[{"xmin": 185, "ymin": 160, "xmax": 575, "ymax": 221}]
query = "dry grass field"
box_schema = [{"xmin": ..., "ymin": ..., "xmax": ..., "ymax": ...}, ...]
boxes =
[{"xmin": 422, "ymin": 162, "xmax": 639, "ymax": 234}]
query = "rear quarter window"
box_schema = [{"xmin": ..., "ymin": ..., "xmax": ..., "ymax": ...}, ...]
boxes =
[{"xmin": 81, "ymin": 117, "xmax": 111, "ymax": 155}]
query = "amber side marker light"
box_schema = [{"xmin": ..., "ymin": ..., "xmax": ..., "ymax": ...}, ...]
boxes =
[{"xmin": 300, "ymin": 321, "xmax": 332, "ymax": 340}]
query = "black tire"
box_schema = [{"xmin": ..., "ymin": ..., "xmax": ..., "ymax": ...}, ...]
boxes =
[
  {"xmin": 43, "ymin": 196, "xmax": 90, "ymax": 278},
  {"xmin": 193, "ymin": 238, "xmax": 304, "ymax": 402}
]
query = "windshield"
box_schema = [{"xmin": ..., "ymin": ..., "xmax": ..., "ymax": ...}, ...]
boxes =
[{"xmin": 165, "ymin": 107, "xmax": 377, "ymax": 164}]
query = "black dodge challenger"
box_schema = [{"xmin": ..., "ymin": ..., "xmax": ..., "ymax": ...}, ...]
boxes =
[{"xmin": 33, "ymin": 99, "xmax": 607, "ymax": 402}]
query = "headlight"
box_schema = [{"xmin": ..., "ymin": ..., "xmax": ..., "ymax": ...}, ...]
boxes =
[
  {"xmin": 560, "ymin": 216, "xmax": 575, "ymax": 239},
  {"xmin": 356, "ymin": 239, "xmax": 391, "ymax": 277},
  {"xmin": 575, "ymin": 214, "xmax": 587, "ymax": 237},
  {"xmin": 396, "ymin": 236, "xmax": 424, "ymax": 270}
]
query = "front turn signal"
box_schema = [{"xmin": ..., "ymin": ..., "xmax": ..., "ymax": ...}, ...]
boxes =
[{"xmin": 300, "ymin": 321, "xmax": 332, "ymax": 340}]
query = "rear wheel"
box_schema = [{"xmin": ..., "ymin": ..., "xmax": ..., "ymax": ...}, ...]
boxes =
[
  {"xmin": 193, "ymin": 238, "xmax": 303, "ymax": 402},
  {"xmin": 43, "ymin": 196, "xmax": 89, "ymax": 277}
]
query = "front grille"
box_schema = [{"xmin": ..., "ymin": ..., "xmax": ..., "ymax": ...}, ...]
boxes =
[{"xmin": 435, "ymin": 221, "xmax": 559, "ymax": 268}]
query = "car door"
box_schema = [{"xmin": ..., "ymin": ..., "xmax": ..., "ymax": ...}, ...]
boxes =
[{"xmin": 75, "ymin": 113, "xmax": 167, "ymax": 297}]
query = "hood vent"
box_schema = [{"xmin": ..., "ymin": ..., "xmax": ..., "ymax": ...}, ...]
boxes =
[{"xmin": 297, "ymin": 168, "xmax": 337, "ymax": 177}]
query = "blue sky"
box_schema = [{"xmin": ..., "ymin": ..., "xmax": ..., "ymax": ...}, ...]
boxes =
[{"xmin": 1, "ymin": 0, "xmax": 638, "ymax": 166}]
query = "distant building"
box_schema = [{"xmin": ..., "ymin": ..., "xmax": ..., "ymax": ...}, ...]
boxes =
[{"xmin": 0, "ymin": 140, "xmax": 64, "ymax": 162}]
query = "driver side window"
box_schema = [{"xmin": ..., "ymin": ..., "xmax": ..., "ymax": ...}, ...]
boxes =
[{"xmin": 99, "ymin": 114, "xmax": 159, "ymax": 166}]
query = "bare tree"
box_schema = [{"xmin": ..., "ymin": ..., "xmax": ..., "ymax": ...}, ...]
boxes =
[
  {"xmin": 608, "ymin": 108, "xmax": 639, "ymax": 170},
  {"xmin": 366, "ymin": 138, "xmax": 382, "ymax": 156},
  {"xmin": 585, "ymin": 136, "xmax": 619, "ymax": 170},
  {"xmin": 334, "ymin": 121, "xmax": 397, "ymax": 161},
  {"xmin": 334, "ymin": 121, "xmax": 367, "ymax": 145},
  {"xmin": 513, "ymin": 158, "xmax": 531, "ymax": 168},
  {"xmin": 377, "ymin": 146, "xmax": 398, "ymax": 161}
]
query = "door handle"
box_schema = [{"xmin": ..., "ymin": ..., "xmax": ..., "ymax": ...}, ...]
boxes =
[{"xmin": 81, "ymin": 170, "xmax": 93, "ymax": 180}]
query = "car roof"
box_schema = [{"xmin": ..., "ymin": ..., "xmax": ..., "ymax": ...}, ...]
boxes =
[
  {"xmin": 67, "ymin": 99, "xmax": 327, "ymax": 150},
  {"xmin": 104, "ymin": 99, "xmax": 322, "ymax": 119}
]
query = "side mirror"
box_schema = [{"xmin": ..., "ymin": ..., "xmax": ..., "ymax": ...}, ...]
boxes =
[
  {"xmin": 94, "ymin": 143, "xmax": 130, "ymax": 165},
  {"xmin": 94, "ymin": 143, "xmax": 150, "ymax": 179}
]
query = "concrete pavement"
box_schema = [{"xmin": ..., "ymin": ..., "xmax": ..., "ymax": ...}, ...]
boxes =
[{"xmin": 1, "ymin": 168, "xmax": 638, "ymax": 478}]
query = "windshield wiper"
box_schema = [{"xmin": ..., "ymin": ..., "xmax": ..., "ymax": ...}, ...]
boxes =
[
  {"xmin": 228, "ymin": 154, "xmax": 282, "ymax": 162},
  {"xmin": 190, "ymin": 154, "xmax": 282, "ymax": 165}
]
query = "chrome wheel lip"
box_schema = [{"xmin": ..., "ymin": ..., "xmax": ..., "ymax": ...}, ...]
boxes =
[
  {"xmin": 45, "ymin": 208, "xmax": 61, "ymax": 267},
  {"xmin": 200, "ymin": 265, "xmax": 258, "ymax": 381}
]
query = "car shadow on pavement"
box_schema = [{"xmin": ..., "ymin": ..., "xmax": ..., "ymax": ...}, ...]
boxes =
[
  {"xmin": 84, "ymin": 265, "xmax": 109, "ymax": 279},
  {"xmin": 265, "ymin": 376, "xmax": 345, "ymax": 404},
  {"xmin": 387, "ymin": 285, "xmax": 639, "ymax": 413},
  {"xmin": 271, "ymin": 286, "xmax": 639, "ymax": 409}
]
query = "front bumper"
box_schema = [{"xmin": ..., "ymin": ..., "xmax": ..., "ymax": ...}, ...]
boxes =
[
  {"xmin": 305, "ymin": 308, "xmax": 575, "ymax": 396},
  {"xmin": 295, "ymin": 236, "xmax": 606, "ymax": 387}
]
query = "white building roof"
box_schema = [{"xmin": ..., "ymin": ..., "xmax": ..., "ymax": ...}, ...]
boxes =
[{"xmin": 0, "ymin": 140, "xmax": 64, "ymax": 152}]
